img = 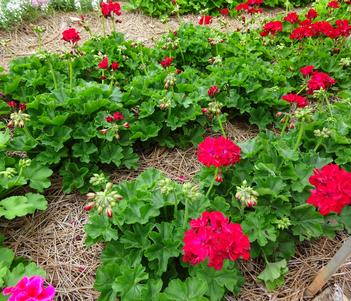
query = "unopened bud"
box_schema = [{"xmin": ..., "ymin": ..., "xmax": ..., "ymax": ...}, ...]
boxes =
[
  {"xmin": 123, "ymin": 122, "xmax": 129, "ymax": 128},
  {"xmin": 86, "ymin": 192, "xmax": 96, "ymax": 200},
  {"xmin": 84, "ymin": 202, "xmax": 95, "ymax": 211},
  {"xmin": 100, "ymin": 129, "xmax": 108, "ymax": 135},
  {"xmin": 275, "ymin": 112, "xmax": 283, "ymax": 117},
  {"xmin": 289, "ymin": 122, "xmax": 295, "ymax": 129},
  {"xmin": 106, "ymin": 208, "xmax": 113, "ymax": 218},
  {"xmin": 106, "ymin": 182, "xmax": 113, "ymax": 190},
  {"xmin": 215, "ymin": 173, "xmax": 223, "ymax": 183}
]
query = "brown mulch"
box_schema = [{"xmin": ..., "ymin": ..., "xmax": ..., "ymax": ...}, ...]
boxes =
[{"xmin": 1, "ymin": 5, "xmax": 350, "ymax": 301}]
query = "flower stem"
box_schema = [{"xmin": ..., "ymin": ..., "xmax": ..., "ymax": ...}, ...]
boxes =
[
  {"xmin": 182, "ymin": 198, "xmax": 188, "ymax": 229},
  {"xmin": 69, "ymin": 60, "xmax": 73, "ymax": 93},
  {"xmin": 324, "ymin": 94, "xmax": 333, "ymax": 116},
  {"xmin": 294, "ymin": 120, "xmax": 305, "ymax": 151},
  {"xmin": 111, "ymin": 15, "xmax": 116, "ymax": 33},
  {"xmin": 206, "ymin": 168, "xmax": 219, "ymax": 198},
  {"xmin": 314, "ymin": 139, "xmax": 322, "ymax": 152},
  {"xmin": 217, "ymin": 114, "xmax": 227, "ymax": 137},
  {"xmin": 48, "ymin": 61, "xmax": 58, "ymax": 90},
  {"xmin": 280, "ymin": 115, "xmax": 290, "ymax": 137}
]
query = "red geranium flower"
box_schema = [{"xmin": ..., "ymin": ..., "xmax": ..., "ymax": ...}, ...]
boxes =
[
  {"xmin": 98, "ymin": 57, "xmax": 109, "ymax": 69},
  {"xmin": 62, "ymin": 28, "xmax": 81, "ymax": 44},
  {"xmin": 300, "ymin": 65, "xmax": 315, "ymax": 77},
  {"xmin": 282, "ymin": 94, "xmax": 309, "ymax": 107},
  {"xmin": 307, "ymin": 164, "xmax": 351, "ymax": 215},
  {"xmin": 335, "ymin": 19, "xmax": 351, "ymax": 37},
  {"xmin": 198, "ymin": 136, "xmax": 241, "ymax": 168},
  {"xmin": 235, "ymin": 3, "xmax": 249, "ymax": 11},
  {"xmin": 100, "ymin": 0, "xmax": 121, "ymax": 17},
  {"xmin": 7, "ymin": 101, "xmax": 17, "ymax": 108},
  {"xmin": 160, "ymin": 57, "xmax": 174, "ymax": 68},
  {"xmin": 284, "ymin": 12, "xmax": 300, "ymax": 24},
  {"xmin": 220, "ymin": 8, "xmax": 229, "ymax": 15},
  {"xmin": 105, "ymin": 116, "xmax": 114, "ymax": 123},
  {"xmin": 198, "ymin": 16, "xmax": 212, "ymax": 25},
  {"xmin": 307, "ymin": 71, "xmax": 336, "ymax": 94},
  {"xmin": 327, "ymin": 0, "xmax": 340, "ymax": 8},
  {"xmin": 183, "ymin": 211, "xmax": 250, "ymax": 270},
  {"xmin": 19, "ymin": 103, "xmax": 26, "ymax": 111},
  {"xmin": 208, "ymin": 85, "xmax": 219, "ymax": 97},
  {"xmin": 111, "ymin": 61, "xmax": 120, "ymax": 70},
  {"xmin": 113, "ymin": 112, "xmax": 124, "ymax": 120},
  {"xmin": 306, "ymin": 8, "xmax": 318, "ymax": 20},
  {"xmin": 260, "ymin": 21, "xmax": 283, "ymax": 36}
]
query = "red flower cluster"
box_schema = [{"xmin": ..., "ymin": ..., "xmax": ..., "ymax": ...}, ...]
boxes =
[
  {"xmin": 219, "ymin": 8, "xmax": 229, "ymax": 15},
  {"xmin": 260, "ymin": 21, "xmax": 283, "ymax": 36},
  {"xmin": 284, "ymin": 12, "xmax": 300, "ymax": 24},
  {"xmin": 7, "ymin": 101, "xmax": 26, "ymax": 111},
  {"xmin": 62, "ymin": 28, "xmax": 81, "ymax": 44},
  {"xmin": 235, "ymin": 0, "xmax": 263, "ymax": 14},
  {"xmin": 208, "ymin": 85, "xmax": 219, "ymax": 97},
  {"xmin": 105, "ymin": 111, "xmax": 125, "ymax": 123},
  {"xmin": 327, "ymin": 0, "xmax": 340, "ymax": 8},
  {"xmin": 300, "ymin": 65, "xmax": 315, "ymax": 77},
  {"xmin": 198, "ymin": 16, "xmax": 212, "ymax": 25},
  {"xmin": 98, "ymin": 57, "xmax": 120, "ymax": 71},
  {"xmin": 290, "ymin": 19, "xmax": 351, "ymax": 40},
  {"xmin": 100, "ymin": 0, "xmax": 121, "ymax": 17},
  {"xmin": 281, "ymin": 94, "xmax": 309, "ymax": 107},
  {"xmin": 183, "ymin": 211, "xmax": 250, "ymax": 270},
  {"xmin": 198, "ymin": 136, "xmax": 241, "ymax": 168},
  {"xmin": 307, "ymin": 71, "xmax": 336, "ymax": 94},
  {"xmin": 160, "ymin": 57, "xmax": 174, "ymax": 68},
  {"xmin": 306, "ymin": 8, "xmax": 318, "ymax": 20},
  {"xmin": 307, "ymin": 164, "xmax": 351, "ymax": 215}
]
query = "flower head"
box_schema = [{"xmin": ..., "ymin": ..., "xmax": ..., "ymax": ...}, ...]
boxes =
[
  {"xmin": 307, "ymin": 164, "xmax": 351, "ymax": 215},
  {"xmin": 113, "ymin": 111, "xmax": 124, "ymax": 120},
  {"xmin": 282, "ymin": 93, "xmax": 309, "ymax": 108},
  {"xmin": 198, "ymin": 16, "xmax": 212, "ymax": 25},
  {"xmin": 220, "ymin": 8, "xmax": 229, "ymax": 15},
  {"xmin": 100, "ymin": 0, "xmax": 121, "ymax": 17},
  {"xmin": 307, "ymin": 71, "xmax": 336, "ymax": 94},
  {"xmin": 300, "ymin": 65, "xmax": 315, "ymax": 77},
  {"xmin": 198, "ymin": 136, "xmax": 241, "ymax": 168},
  {"xmin": 183, "ymin": 211, "xmax": 250, "ymax": 270},
  {"xmin": 260, "ymin": 21, "xmax": 283, "ymax": 36},
  {"xmin": 284, "ymin": 12, "xmax": 300, "ymax": 24},
  {"xmin": 111, "ymin": 61, "xmax": 120, "ymax": 70},
  {"xmin": 306, "ymin": 8, "xmax": 318, "ymax": 20},
  {"xmin": 3, "ymin": 276, "xmax": 55, "ymax": 301},
  {"xmin": 98, "ymin": 57, "xmax": 109, "ymax": 69},
  {"xmin": 208, "ymin": 85, "xmax": 219, "ymax": 97},
  {"xmin": 62, "ymin": 28, "xmax": 81, "ymax": 44},
  {"xmin": 160, "ymin": 57, "xmax": 174, "ymax": 68},
  {"xmin": 327, "ymin": 1, "xmax": 340, "ymax": 8}
]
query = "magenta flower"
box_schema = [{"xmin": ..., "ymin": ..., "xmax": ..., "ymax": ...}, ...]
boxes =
[{"xmin": 3, "ymin": 276, "xmax": 55, "ymax": 301}]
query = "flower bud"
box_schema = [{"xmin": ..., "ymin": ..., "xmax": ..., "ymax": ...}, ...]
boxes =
[
  {"xmin": 86, "ymin": 192, "xmax": 96, "ymax": 200},
  {"xmin": 275, "ymin": 112, "xmax": 283, "ymax": 117},
  {"xmin": 97, "ymin": 206, "xmax": 103, "ymax": 215},
  {"xmin": 289, "ymin": 122, "xmax": 295, "ymax": 129},
  {"xmin": 215, "ymin": 174, "xmax": 223, "ymax": 183},
  {"xmin": 201, "ymin": 108, "xmax": 209, "ymax": 114},
  {"xmin": 100, "ymin": 129, "xmax": 108, "ymax": 135},
  {"xmin": 106, "ymin": 182, "xmax": 113, "ymax": 190},
  {"xmin": 123, "ymin": 122, "xmax": 129, "ymax": 128},
  {"xmin": 106, "ymin": 208, "xmax": 113, "ymax": 218},
  {"xmin": 84, "ymin": 202, "xmax": 95, "ymax": 211}
]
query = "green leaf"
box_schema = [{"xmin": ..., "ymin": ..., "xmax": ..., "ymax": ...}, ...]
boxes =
[
  {"xmin": 0, "ymin": 193, "xmax": 47, "ymax": 219},
  {"xmin": 340, "ymin": 206, "xmax": 351, "ymax": 234},
  {"xmin": 0, "ymin": 129, "xmax": 10, "ymax": 150},
  {"xmin": 85, "ymin": 214, "xmax": 118, "ymax": 246},
  {"xmin": 40, "ymin": 126, "xmax": 72, "ymax": 152},
  {"xmin": 291, "ymin": 204, "xmax": 324, "ymax": 241},
  {"xmin": 59, "ymin": 162, "xmax": 89, "ymax": 193},
  {"xmin": 99, "ymin": 144, "xmax": 124, "ymax": 167},
  {"xmin": 95, "ymin": 263, "xmax": 118, "ymax": 301},
  {"xmin": 144, "ymin": 222, "xmax": 181, "ymax": 276},
  {"xmin": 161, "ymin": 277, "xmax": 208, "ymax": 301},
  {"xmin": 257, "ymin": 260, "xmax": 288, "ymax": 291},
  {"xmin": 120, "ymin": 224, "xmax": 153, "ymax": 250},
  {"xmin": 5, "ymin": 262, "xmax": 46, "ymax": 287},
  {"xmin": 190, "ymin": 261, "xmax": 244, "ymax": 301},
  {"xmin": 72, "ymin": 142, "xmax": 98, "ymax": 163},
  {"xmin": 112, "ymin": 264, "xmax": 149, "ymax": 301},
  {"xmin": 22, "ymin": 162, "xmax": 53, "ymax": 192}
]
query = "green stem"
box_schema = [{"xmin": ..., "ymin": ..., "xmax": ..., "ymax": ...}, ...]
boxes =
[
  {"xmin": 48, "ymin": 61, "xmax": 58, "ymax": 90},
  {"xmin": 38, "ymin": 32, "xmax": 43, "ymax": 52},
  {"xmin": 102, "ymin": 70, "xmax": 105, "ymax": 85},
  {"xmin": 217, "ymin": 114, "xmax": 227, "ymax": 137},
  {"xmin": 296, "ymin": 85, "xmax": 307, "ymax": 95},
  {"xmin": 111, "ymin": 15, "xmax": 116, "ymax": 33},
  {"xmin": 215, "ymin": 43, "xmax": 219, "ymax": 57},
  {"xmin": 11, "ymin": 166, "xmax": 23, "ymax": 188},
  {"xmin": 182, "ymin": 198, "xmax": 188, "ymax": 229},
  {"xmin": 178, "ymin": 45, "xmax": 185, "ymax": 65},
  {"xmin": 140, "ymin": 51, "xmax": 148, "ymax": 75},
  {"xmin": 280, "ymin": 115, "xmax": 290, "ymax": 137},
  {"xmin": 314, "ymin": 139, "xmax": 322, "ymax": 152},
  {"xmin": 324, "ymin": 94, "xmax": 333, "ymax": 116},
  {"xmin": 294, "ymin": 120, "xmax": 305, "ymax": 151},
  {"xmin": 205, "ymin": 168, "xmax": 219, "ymax": 198},
  {"xmin": 69, "ymin": 60, "xmax": 73, "ymax": 93},
  {"xmin": 101, "ymin": 16, "xmax": 106, "ymax": 36}
]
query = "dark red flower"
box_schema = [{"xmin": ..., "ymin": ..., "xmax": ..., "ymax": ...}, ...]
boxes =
[
  {"xmin": 327, "ymin": 0, "xmax": 340, "ymax": 8},
  {"xmin": 111, "ymin": 61, "xmax": 120, "ymax": 70},
  {"xmin": 300, "ymin": 65, "xmax": 315, "ymax": 77},
  {"xmin": 98, "ymin": 57, "xmax": 109, "ymax": 69},
  {"xmin": 335, "ymin": 19, "xmax": 351, "ymax": 37},
  {"xmin": 260, "ymin": 21, "xmax": 283, "ymax": 36},
  {"xmin": 235, "ymin": 3, "xmax": 249, "ymax": 11},
  {"xmin": 62, "ymin": 28, "xmax": 81, "ymax": 44},
  {"xmin": 307, "ymin": 71, "xmax": 336, "ymax": 94},
  {"xmin": 105, "ymin": 116, "xmax": 114, "ymax": 123},
  {"xmin": 208, "ymin": 86, "xmax": 219, "ymax": 97},
  {"xmin": 282, "ymin": 94, "xmax": 309, "ymax": 107},
  {"xmin": 183, "ymin": 211, "xmax": 250, "ymax": 270},
  {"xmin": 220, "ymin": 8, "xmax": 229, "ymax": 15},
  {"xmin": 160, "ymin": 57, "xmax": 174, "ymax": 68},
  {"xmin": 307, "ymin": 164, "xmax": 351, "ymax": 215},
  {"xmin": 100, "ymin": 1, "xmax": 121, "ymax": 17},
  {"xmin": 113, "ymin": 112, "xmax": 124, "ymax": 120},
  {"xmin": 198, "ymin": 136, "xmax": 241, "ymax": 168},
  {"xmin": 284, "ymin": 12, "xmax": 300, "ymax": 24},
  {"xmin": 198, "ymin": 16, "xmax": 212, "ymax": 25},
  {"xmin": 306, "ymin": 8, "xmax": 318, "ymax": 20},
  {"xmin": 7, "ymin": 101, "xmax": 17, "ymax": 108},
  {"xmin": 19, "ymin": 103, "xmax": 26, "ymax": 111}
]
